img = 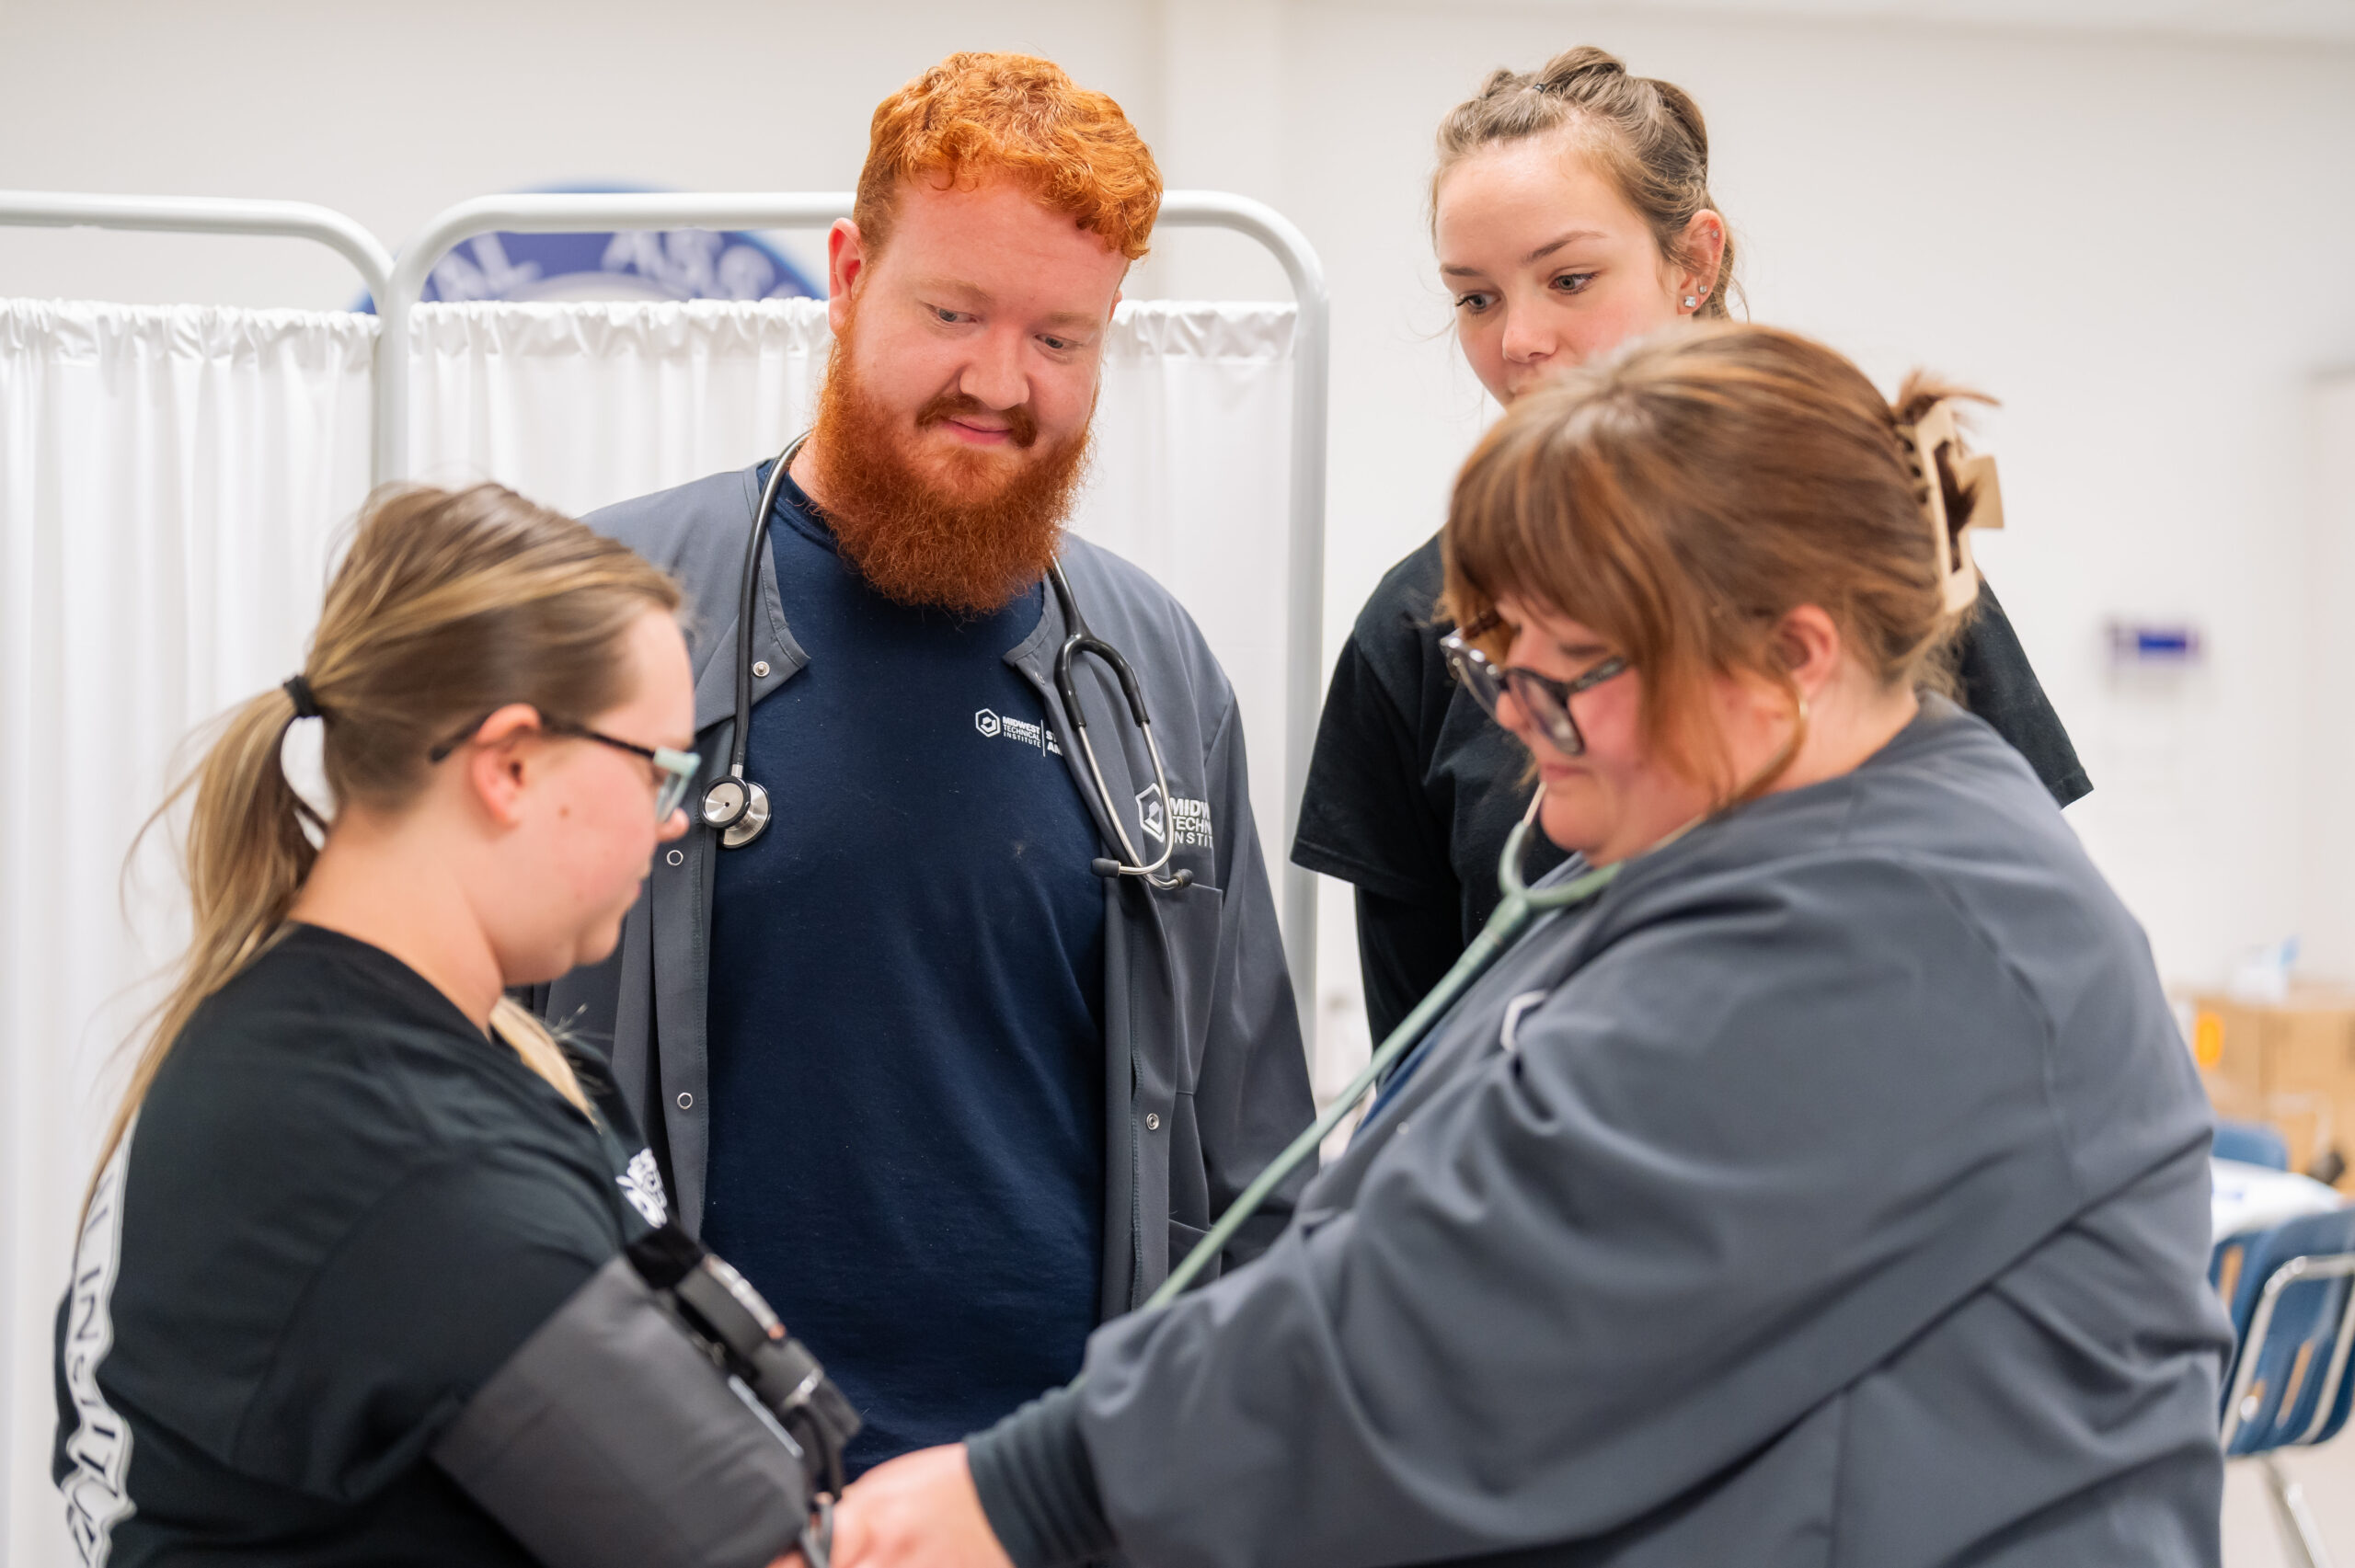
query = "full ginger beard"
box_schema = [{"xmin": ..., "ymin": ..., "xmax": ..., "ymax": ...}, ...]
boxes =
[{"xmin": 803, "ymin": 325, "xmax": 1093, "ymax": 616}]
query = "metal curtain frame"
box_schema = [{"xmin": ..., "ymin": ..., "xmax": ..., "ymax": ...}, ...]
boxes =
[
  {"xmin": 378, "ymin": 189, "xmax": 1329, "ymax": 1016},
  {"xmin": 0, "ymin": 189, "xmax": 396, "ymax": 338},
  {"xmin": 0, "ymin": 188, "xmax": 1328, "ymax": 1015}
]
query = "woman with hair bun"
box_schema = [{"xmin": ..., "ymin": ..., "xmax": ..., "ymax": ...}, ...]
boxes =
[
  {"xmin": 835, "ymin": 323, "xmax": 2224, "ymax": 1568},
  {"xmin": 53, "ymin": 486, "xmax": 850, "ymax": 1567},
  {"xmin": 1292, "ymin": 47, "xmax": 2091, "ymax": 1045}
]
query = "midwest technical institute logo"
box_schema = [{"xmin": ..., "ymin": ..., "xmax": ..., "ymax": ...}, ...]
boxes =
[
  {"xmin": 974, "ymin": 707, "xmax": 1062, "ymax": 757},
  {"xmin": 1137, "ymin": 782, "xmax": 1215, "ymax": 850}
]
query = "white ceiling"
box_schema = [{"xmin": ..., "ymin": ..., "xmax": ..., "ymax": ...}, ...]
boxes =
[{"xmin": 1520, "ymin": 0, "xmax": 2355, "ymax": 45}]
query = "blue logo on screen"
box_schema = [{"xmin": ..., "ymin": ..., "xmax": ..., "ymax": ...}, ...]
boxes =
[{"xmin": 359, "ymin": 184, "xmax": 821, "ymax": 310}]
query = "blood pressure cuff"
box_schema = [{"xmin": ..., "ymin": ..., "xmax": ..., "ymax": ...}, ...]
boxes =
[{"xmin": 431, "ymin": 1224, "xmax": 859, "ymax": 1568}]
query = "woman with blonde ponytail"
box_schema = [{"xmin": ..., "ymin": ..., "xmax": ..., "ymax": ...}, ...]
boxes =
[
  {"xmin": 84, "ymin": 479, "xmax": 679, "ymax": 1181},
  {"xmin": 48, "ymin": 484, "xmax": 815, "ymax": 1564}
]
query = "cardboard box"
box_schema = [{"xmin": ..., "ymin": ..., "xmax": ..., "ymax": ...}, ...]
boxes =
[{"xmin": 2189, "ymin": 989, "xmax": 2355, "ymax": 1189}]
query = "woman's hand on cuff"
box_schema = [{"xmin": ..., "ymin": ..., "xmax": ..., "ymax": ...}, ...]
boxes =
[{"xmin": 833, "ymin": 1444, "xmax": 1017, "ymax": 1568}]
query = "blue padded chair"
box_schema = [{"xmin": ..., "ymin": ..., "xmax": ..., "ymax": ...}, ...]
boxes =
[
  {"xmin": 2216, "ymin": 1120, "xmax": 2292, "ymax": 1171},
  {"xmin": 2211, "ymin": 1207, "xmax": 2355, "ymax": 1568}
]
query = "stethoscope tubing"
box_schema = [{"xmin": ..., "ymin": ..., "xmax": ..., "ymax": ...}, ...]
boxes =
[
  {"xmin": 1145, "ymin": 799, "xmax": 1622, "ymax": 1308},
  {"xmin": 725, "ymin": 439, "xmax": 804, "ymax": 785},
  {"xmin": 716, "ymin": 441, "xmax": 1187, "ymax": 889},
  {"xmin": 1050, "ymin": 562, "xmax": 1185, "ymax": 889}
]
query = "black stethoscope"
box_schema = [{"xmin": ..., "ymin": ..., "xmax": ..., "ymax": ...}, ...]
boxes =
[{"xmin": 698, "ymin": 438, "xmax": 1191, "ymax": 892}]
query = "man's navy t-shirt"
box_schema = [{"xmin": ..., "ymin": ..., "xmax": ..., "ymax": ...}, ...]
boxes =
[{"xmin": 704, "ymin": 465, "xmax": 1108, "ymax": 1475}]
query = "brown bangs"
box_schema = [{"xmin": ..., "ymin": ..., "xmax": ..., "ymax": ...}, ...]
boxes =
[
  {"xmin": 1438, "ymin": 324, "xmax": 1977, "ymax": 808},
  {"xmin": 1441, "ymin": 378, "xmax": 1739, "ymax": 796}
]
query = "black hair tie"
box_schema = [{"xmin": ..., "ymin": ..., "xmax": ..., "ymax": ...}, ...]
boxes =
[{"xmin": 282, "ymin": 674, "xmax": 322, "ymax": 720}]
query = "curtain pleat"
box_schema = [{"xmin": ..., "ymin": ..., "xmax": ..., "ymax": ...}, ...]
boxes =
[
  {"xmin": 0, "ymin": 300, "xmax": 376, "ymax": 1564},
  {"xmin": 403, "ymin": 296, "xmax": 1298, "ymax": 863},
  {"xmin": 3, "ymin": 293, "xmax": 1294, "ymax": 1561}
]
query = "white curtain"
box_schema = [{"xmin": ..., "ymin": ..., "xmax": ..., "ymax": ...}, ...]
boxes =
[
  {"xmin": 402, "ymin": 300, "xmax": 831, "ymax": 518},
  {"xmin": 2, "ymin": 293, "xmax": 1298, "ymax": 1561},
  {"xmin": 1078, "ymin": 303, "xmax": 1295, "ymax": 881},
  {"xmin": 0, "ymin": 300, "xmax": 375, "ymax": 1563},
  {"xmin": 405, "ymin": 297, "xmax": 1298, "ymax": 888}
]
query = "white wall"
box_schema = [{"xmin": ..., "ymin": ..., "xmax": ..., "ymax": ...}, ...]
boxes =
[
  {"xmin": 0, "ymin": 0, "xmax": 1145, "ymax": 303},
  {"xmin": 1259, "ymin": 4, "xmax": 2355, "ymax": 998}
]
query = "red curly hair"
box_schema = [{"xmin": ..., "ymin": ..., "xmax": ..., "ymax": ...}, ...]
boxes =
[{"xmin": 855, "ymin": 52, "xmax": 1162, "ymax": 263}]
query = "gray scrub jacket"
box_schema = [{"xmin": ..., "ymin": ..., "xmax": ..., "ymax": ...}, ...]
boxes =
[
  {"xmin": 540, "ymin": 465, "xmax": 1315, "ymax": 1315},
  {"xmin": 969, "ymin": 698, "xmax": 2232, "ymax": 1567}
]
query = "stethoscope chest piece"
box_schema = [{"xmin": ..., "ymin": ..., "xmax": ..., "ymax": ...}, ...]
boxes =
[
  {"xmin": 703, "ymin": 774, "xmax": 772, "ymax": 849},
  {"xmin": 708, "ymin": 438, "xmax": 807, "ymax": 854},
  {"xmin": 711, "ymin": 441, "xmax": 1176, "ymax": 881}
]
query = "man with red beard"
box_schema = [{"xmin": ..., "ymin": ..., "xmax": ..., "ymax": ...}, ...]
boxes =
[{"xmin": 542, "ymin": 53, "xmax": 1313, "ymax": 1478}]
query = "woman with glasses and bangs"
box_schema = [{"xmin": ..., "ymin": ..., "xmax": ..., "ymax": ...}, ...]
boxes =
[
  {"xmin": 50, "ymin": 485, "xmax": 805, "ymax": 1565},
  {"xmin": 1290, "ymin": 46, "xmax": 2089, "ymax": 1047},
  {"xmin": 837, "ymin": 321, "xmax": 2225, "ymax": 1568}
]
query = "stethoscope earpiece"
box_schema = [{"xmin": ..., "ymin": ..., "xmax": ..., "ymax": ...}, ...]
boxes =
[
  {"xmin": 1051, "ymin": 562, "xmax": 1191, "ymax": 894},
  {"xmin": 1090, "ymin": 856, "xmax": 1194, "ymax": 891}
]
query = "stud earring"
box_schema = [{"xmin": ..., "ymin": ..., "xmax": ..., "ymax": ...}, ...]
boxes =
[{"xmin": 1682, "ymin": 294, "xmax": 1699, "ymax": 309}]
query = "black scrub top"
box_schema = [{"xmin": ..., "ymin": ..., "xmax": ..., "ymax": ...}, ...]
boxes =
[
  {"xmin": 53, "ymin": 923, "xmax": 666, "ymax": 1566},
  {"xmin": 1292, "ymin": 532, "xmax": 2093, "ymax": 1043}
]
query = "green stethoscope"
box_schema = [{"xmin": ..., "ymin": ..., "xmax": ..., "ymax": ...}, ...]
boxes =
[{"xmin": 1147, "ymin": 797, "xmax": 1623, "ymax": 1308}]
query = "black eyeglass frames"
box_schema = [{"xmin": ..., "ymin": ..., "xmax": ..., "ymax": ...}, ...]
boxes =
[
  {"xmin": 1439, "ymin": 612, "xmax": 1631, "ymax": 757},
  {"xmin": 429, "ymin": 715, "xmax": 700, "ymax": 821}
]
